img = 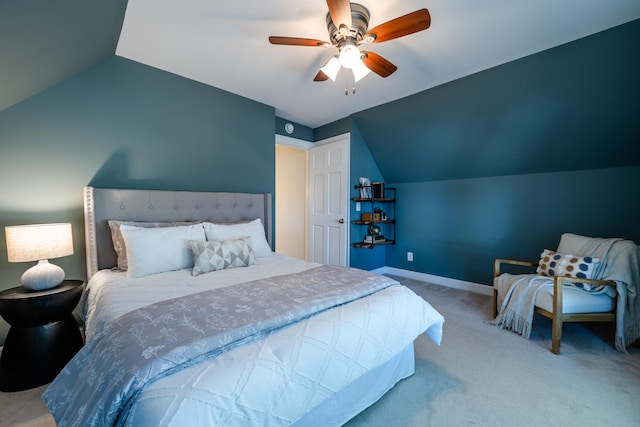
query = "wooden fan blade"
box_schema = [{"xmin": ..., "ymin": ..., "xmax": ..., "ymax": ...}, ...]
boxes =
[
  {"xmin": 314, "ymin": 70, "xmax": 329, "ymax": 82},
  {"xmin": 367, "ymin": 9, "xmax": 431, "ymax": 43},
  {"xmin": 269, "ymin": 36, "xmax": 329, "ymax": 47},
  {"xmin": 361, "ymin": 51, "xmax": 397, "ymax": 78},
  {"xmin": 326, "ymin": 0, "xmax": 352, "ymax": 29}
]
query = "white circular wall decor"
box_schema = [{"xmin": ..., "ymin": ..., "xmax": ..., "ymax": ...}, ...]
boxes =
[{"xmin": 284, "ymin": 123, "xmax": 294, "ymax": 134}]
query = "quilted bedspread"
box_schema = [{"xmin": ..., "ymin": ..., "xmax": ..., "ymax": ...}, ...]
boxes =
[{"xmin": 43, "ymin": 255, "xmax": 444, "ymax": 427}]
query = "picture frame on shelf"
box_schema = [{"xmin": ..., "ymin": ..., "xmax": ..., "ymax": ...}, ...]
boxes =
[
  {"xmin": 372, "ymin": 182, "xmax": 385, "ymax": 199},
  {"xmin": 358, "ymin": 177, "xmax": 372, "ymax": 198}
]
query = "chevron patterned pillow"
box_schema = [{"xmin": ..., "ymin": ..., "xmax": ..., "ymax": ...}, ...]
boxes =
[{"xmin": 190, "ymin": 237, "xmax": 256, "ymax": 276}]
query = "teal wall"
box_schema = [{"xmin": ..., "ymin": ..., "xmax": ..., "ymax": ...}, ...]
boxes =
[
  {"xmin": 275, "ymin": 117, "xmax": 314, "ymax": 141},
  {"xmin": 387, "ymin": 166, "xmax": 640, "ymax": 285},
  {"xmin": 0, "ymin": 56, "xmax": 276, "ymax": 345},
  {"xmin": 348, "ymin": 121, "xmax": 386, "ymax": 271},
  {"xmin": 314, "ymin": 118, "xmax": 352, "ymax": 142}
]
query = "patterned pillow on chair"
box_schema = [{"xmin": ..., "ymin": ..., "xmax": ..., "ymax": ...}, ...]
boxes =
[{"xmin": 536, "ymin": 249, "xmax": 599, "ymax": 280}]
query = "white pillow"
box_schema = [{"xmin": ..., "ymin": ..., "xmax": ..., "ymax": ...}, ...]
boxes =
[
  {"xmin": 108, "ymin": 220, "xmax": 201, "ymax": 271},
  {"xmin": 120, "ymin": 224, "xmax": 206, "ymax": 278},
  {"xmin": 203, "ymin": 219, "xmax": 272, "ymax": 257}
]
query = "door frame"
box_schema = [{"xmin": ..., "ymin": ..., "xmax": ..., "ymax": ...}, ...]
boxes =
[{"xmin": 275, "ymin": 132, "xmax": 351, "ymax": 266}]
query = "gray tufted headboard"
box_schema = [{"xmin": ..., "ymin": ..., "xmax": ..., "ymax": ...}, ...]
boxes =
[{"xmin": 83, "ymin": 186, "xmax": 273, "ymax": 278}]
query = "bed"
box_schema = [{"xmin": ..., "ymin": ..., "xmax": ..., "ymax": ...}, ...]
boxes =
[{"xmin": 43, "ymin": 186, "xmax": 444, "ymax": 427}]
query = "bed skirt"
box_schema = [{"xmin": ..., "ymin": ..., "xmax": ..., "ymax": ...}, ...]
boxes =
[{"xmin": 293, "ymin": 343, "xmax": 415, "ymax": 426}]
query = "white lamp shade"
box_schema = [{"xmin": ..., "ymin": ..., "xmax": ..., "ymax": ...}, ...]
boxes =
[
  {"xmin": 5, "ymin": 223, "xmax": 74, "ymax": 291},
  {"xmin": 6, "ymin": 223, "xmax": 74, "ymax": 262},
  {"xmin": 352, "ymin": 59, "xmax": 371, "ymax": 82},
  {"xmin": 320, "ymin": 57, "xmax": 341, "ymax": 81},
  {"xmin": 322, "ymin": 45, "xmax": 371, "ymax": 84},
  {"xmin": 338, "ymin": 44, "xmax": 360, "ymax": 69}
]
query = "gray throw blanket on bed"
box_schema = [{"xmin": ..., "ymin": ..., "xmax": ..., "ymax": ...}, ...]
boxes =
[
  {"xmin": 42, "ymin": 265, "xmax": 397, "ymax": 427},
  {"xmin": 492, "ymin": 234, "xmax": 640, "ymax": 352}
]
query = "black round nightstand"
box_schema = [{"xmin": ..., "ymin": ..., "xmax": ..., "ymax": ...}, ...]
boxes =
[{"xmin": 0, "ymin": 280, "xmax": 84, "ymax": 392}]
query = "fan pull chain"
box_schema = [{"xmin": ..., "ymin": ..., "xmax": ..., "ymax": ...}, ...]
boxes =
[
  {"xmin": 352, "ymin": 70, "xmax": 357, "ymax": 95},
  {"xmin": 344, "ymin": 72, "xmax": 357, "ymax": 95}
]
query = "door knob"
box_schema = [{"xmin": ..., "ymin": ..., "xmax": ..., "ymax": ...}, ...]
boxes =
[{"xmin": 338, "ymin": 218, "xmax": 345, "ymax": 224}]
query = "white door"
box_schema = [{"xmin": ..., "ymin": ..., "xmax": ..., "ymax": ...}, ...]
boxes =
[{"xmin": 308, "ymin": 134, "xmax": 350, "ymax": 266}]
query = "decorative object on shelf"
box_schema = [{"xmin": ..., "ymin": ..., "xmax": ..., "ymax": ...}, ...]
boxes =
[
  {"xmin": 361, "ymin": 212, "xmax": 381, "ymax": 222},
  {"xmin": 364, "ymin": 235, "xmax": 386, "ymax": 244},
  {"xmin": 5, "ymin": 223, "xmax": 74, "ymax": 291},
  {"xmin": 375, "ymin": 207, "xmax": 386, "ymax": 221},
  {"xmin": 368, "ymin": 225, "xmax": 381, "ymax": 236},
  {"xmin": 372, "ymin": 182, "xmax": 385, "ymax": 199},
  {"xmin": 358, "ymin": 177, "xmax": 372, "ymax": 198}
]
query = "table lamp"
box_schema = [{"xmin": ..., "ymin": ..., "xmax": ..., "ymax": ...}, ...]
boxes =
[{"xmin": 5, "ymin": 223, "xmax": 74, "ymax": 291}]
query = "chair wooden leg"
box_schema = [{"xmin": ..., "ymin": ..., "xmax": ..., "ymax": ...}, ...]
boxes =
[
  {"xmin": 551, "ymin": 315, "xmax": 562, "ymax": 354},
  {"xmin": 551, "ymin": 277, "xmax": 563, "ymax": 355},
  {"xmin": 493, "ymin": 288, "xmax": 498, "ymax": 318}
]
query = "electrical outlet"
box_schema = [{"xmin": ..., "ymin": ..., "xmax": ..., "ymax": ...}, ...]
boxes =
[
  {"xmin": 407, "ymin": 252, "xmax": 413, "ymax": 262},
  {"xmin": 356, "ymin": 202, "xmax": 361, "ymax": 212}
]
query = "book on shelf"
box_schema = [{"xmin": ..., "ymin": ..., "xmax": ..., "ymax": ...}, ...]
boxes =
[{"xmin": 364, "ymin": 235, "xmax": 386, "ymax": 243}]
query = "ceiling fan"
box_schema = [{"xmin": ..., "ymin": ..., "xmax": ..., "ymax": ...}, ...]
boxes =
[{"xmin": 269, "ymin": 0, "xmax": 431, "ymax": 86}]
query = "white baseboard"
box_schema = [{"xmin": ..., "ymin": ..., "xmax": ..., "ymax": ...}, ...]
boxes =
[{"xmin": 373, "ymin": 266, "xmax": 493, "ymax": 296}]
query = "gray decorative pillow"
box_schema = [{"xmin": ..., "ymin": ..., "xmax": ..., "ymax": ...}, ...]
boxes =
[
  {"xmin": 108, "ymin": 220, "xmax": 201, "ymax": 271},
  {"xmin": 190, "ymin": 237, "xmax": 256, "ymax": 276}
]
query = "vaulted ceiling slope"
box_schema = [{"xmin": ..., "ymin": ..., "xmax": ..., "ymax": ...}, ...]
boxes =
[
  {"xmin": 351, "ymin": 19, "xmax": 640, "ymax": 183},
  {"xmin": 0, "ymin": 0, "xmax": 128, "ymax": 112},
  {"xmin": 2, "ymin": 1, "xmax": 640, "ymax": 131}
]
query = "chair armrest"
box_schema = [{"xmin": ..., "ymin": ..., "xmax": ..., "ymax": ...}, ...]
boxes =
[
  {"xmin": 493, "ymin": 258, "xmax": 537, "ymax": 278},
  {"xmin": 553, "ymin": 276, "xmax": 616, "ymax": 288}
]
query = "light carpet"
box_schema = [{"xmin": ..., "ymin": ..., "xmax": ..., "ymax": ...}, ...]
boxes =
[{"xmin": 1, "ymin": 277, "xmax": 638, "ymax": 427}]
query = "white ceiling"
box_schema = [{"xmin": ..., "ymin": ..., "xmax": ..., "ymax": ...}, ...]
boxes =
[{"xmin": 116, "ymin": 0, "xmax": 640, "ymax": 129}]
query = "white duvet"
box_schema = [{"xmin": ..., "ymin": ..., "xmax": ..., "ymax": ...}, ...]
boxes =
[{"xmin": 81, "ymin": 254, "xmax": 444, "ymax": 426}]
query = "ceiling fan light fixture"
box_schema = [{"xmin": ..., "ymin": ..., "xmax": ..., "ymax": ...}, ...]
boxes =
[
  {"xmin": 320, "ymin": 57, "xmax": 341, "ymax": 81},
  {"xmin": 269, "ymin": 3, "xmax": 432, "ymax": 87},
  {"xmin": 338, "ymin": 44, "xmax": 360, "ymax": 69},
  {"xmin": 351, "ymin": 58, "xmax": 371, "ymax": 82}
]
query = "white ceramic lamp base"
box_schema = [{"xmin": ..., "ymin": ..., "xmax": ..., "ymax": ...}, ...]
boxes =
[{"xmin": 20, "ymin": 260, "xmax": 65, "ymax": 291}]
